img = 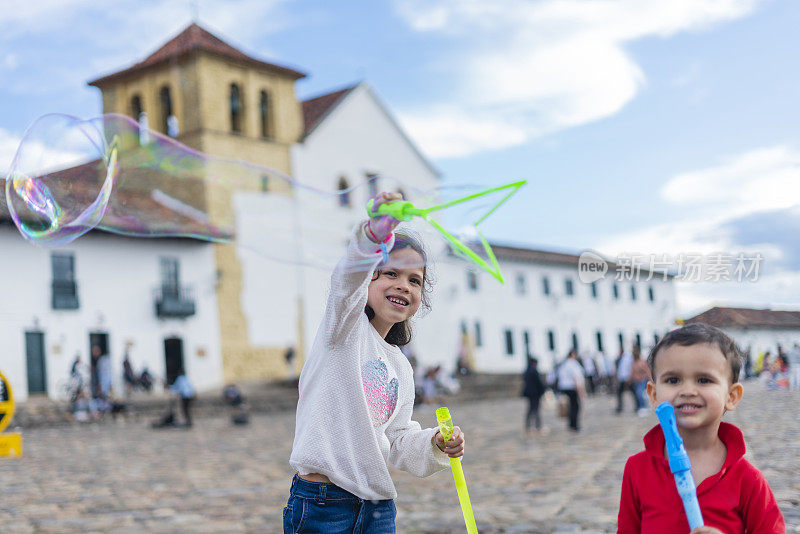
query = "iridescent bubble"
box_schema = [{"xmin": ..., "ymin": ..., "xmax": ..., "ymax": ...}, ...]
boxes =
[
  {"xmin": 6, "ymin": 114, "xmax": 119, "ymax": 246},
  {"xmin": 4, "ymin": 113, "xmax": 520, "ymax": 274}
]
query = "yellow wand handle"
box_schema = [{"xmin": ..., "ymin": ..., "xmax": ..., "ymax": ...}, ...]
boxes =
[{"xmin": 436, "ymin": 407, "xmax": 477, "ymax": 534}]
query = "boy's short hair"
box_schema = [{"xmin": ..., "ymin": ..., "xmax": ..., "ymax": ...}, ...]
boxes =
[{"xmin": 648, "ymin": 322, "xmax": 742, "ymax": 383}]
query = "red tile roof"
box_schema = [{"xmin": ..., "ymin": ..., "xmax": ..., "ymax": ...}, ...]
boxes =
[
  {"xmin": 490, "ymin": 244, "xmax": 586, "ymax": 267},
  {"xmin": 301, "ymin": 84, "xmax": 358, "ymax": 136},
  {"xmin": 685, "ymin": 307, "xmax": 800, "ymax": 329},
  {"xmin": 88, "ymin": 23, "xmax": 306, "ymax": 87},
  {"xmin": 482, "ymin": 243, "xmax": 673, "ymax": 279}
]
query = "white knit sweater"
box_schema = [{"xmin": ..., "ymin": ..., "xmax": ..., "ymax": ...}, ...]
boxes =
[{"xmin": 289, "ymin": 223, "xmax": 449, "ymax": 500}]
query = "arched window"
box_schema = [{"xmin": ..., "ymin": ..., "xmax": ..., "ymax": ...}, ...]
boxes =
[
  {"xmin": 130, "ymin": 95, "xmax": 143, "ymax": 121},
  {"xmin": 259, "ymin": 90, "xmax": 271, "ymax": 138},
  {"xmin": 230, "ymin": 84, "xmax": 243, "ymax": 133},
  {"xmin": 159, "ymin": 86, "xmax": 173, "ymax": 134},
  {"xmin": 337, "ymin": 177, "xmax": 350, "ymax": 207}
]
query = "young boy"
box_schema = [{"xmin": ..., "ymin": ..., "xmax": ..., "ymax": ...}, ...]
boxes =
[{"xmin": 618, "ymin": 323, "xmax": 785, "ymax": 533}]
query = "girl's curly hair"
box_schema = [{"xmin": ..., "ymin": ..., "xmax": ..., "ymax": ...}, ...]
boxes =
[{"xmin": 364, "ymin": 230, "xmax": 433, "ymax": 346}]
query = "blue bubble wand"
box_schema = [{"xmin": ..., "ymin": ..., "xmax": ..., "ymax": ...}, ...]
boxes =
[
  {"xmin": 655, "ymin": 402, "xmax": 704, "ymax": 529},
  {"xmin": 367, "ymin": 180, "xmax": 526, "ymax": 283}
]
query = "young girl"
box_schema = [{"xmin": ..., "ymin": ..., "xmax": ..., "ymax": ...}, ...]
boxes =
[{"xmin": 285, "ymin": 192, "xmax": 466, "ymax": 533}]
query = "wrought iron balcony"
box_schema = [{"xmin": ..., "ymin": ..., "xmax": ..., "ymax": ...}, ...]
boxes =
[
  {"xmin": 155, "ymin": 284, "xmax": 196, "ymax": 319},
  {"xmin": 52, "ymin": 279, "xmax": 79, "ymax": 310}
]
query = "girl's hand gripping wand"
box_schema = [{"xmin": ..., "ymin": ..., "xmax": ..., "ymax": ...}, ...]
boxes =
[
  {"xmin": 366, "ymin": 180, "xmax": 527, "ymax": 284},
  {"xmin": 655, "ymin": 402, "xmax": 704, "ymax": 530},
  {"xmin": 436, "ymin": 407, "xmax": 477, "ymax": 534}
]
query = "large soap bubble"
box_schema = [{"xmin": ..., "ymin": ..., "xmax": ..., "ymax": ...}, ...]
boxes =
[{"xmin": 4, "ymin": 113, "xmax": 522, "ymax": 276}]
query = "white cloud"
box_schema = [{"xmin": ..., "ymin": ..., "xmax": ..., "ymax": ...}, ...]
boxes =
[
  {"xmin": 661, "ymin": 145, "xmax": 800, "ymax": 213},
  {"xmin": 400, "ymin": 108, "xmax": 527, "ymax": 159},
  {"xmin": 393, "ymin": 0, "xmax": 762, "ymax": 158},
  {"xmin": 675, "ymin": 270, "xmax": 800, "ymax": 318},
  {"xmin": 2, "ymin": 54, "xmax": 18, "ymax": 70},
  {"xmin": 0, "ymin": 0, "xmax": 290, "ymax": 93},
  {"xmin": 596, "ymin": 144, "xmax": 800, "ymax": 314},
  {"xmin": 0, "ymin": 0, "xmax": 288, "ymax": 43},
  {"xmin": 0, "ymin": 128, "xmax": 22, "ymax": 175},
  {"xmin": 599, "ymin": 143, "xmax": 800, "ymax": 254}
]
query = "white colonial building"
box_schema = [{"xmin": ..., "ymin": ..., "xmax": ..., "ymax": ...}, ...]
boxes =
[
  {"xmin": 416, "ymin": 248, "xmax": 677, "ymax": 373},
  {"xmin": 287, "ymin": 83, "xmax": 678, "ymax": 374},
  {"xmin": 0, "ymin": 24, "xmax": 680, "ymax": 402},
  {"xmin": 684, "ymin": 307, "xmax": 800, "ymax": 356},
  {"xmin": 0, "ymin": 224, "xmax": 223, "ymax": 402}
]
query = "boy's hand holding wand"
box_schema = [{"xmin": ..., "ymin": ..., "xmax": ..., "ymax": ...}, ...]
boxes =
[{"xmin": 656, "ymin": 402, "xmax": 709, "ymax": 532}]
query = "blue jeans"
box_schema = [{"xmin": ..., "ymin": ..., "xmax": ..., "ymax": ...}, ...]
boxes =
[{"xmin": 284, "ymin": 474, "xmax": 396, "ymax": 533}]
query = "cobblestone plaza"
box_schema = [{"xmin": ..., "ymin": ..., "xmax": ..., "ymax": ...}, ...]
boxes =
[{"xmin": 1, "ymin": 384, "xmax": 797, "ymax": 533}]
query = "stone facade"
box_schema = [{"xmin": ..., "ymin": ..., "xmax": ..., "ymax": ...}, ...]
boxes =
[{"xmin": 89, "ymin": 27, "xmax": 305, "ymax": 382}]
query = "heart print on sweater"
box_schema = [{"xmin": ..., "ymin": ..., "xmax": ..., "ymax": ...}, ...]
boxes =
[{"xmin": 362, "ymin": 359, "xmax": 399, "ymax": 427}]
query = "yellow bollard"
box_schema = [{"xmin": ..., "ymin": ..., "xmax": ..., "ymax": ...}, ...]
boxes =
[{"xmin": 0, "ymin": 370, "xmax": 23, "ymax": 457}]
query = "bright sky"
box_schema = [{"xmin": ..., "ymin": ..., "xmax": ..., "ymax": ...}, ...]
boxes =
[{"xmin": 1, "ymin": 0, "xmax": 798, "ymax": 316}]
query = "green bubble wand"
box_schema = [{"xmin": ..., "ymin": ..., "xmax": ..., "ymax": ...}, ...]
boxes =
[
  {"xmin": 366, "ymin": 180, "xmax": 527, "ymax": 283},
  {"xmin": 436, "ymin": 407, "xmax": 477, "ymax": 533}
]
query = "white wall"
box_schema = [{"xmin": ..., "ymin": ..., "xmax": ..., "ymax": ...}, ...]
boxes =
[
  {"xmin": 284, "ymin": 83, "xmax": 441, "ymax": 360},
  {"xmin": 0, "ymin": 226, "xmax": 223, "ymax": 401},
  {"xmin": 292, "ymin": 83, "xmax": 439, "ymax": 203},
  {"xmin": 283, "ymin": 82, "xmax": 679, "ymax": 377},
  {"xmin": 414, "ymin": 258, "xmax": 678, "ymax": 374},
  {"xmin": 722, "ymin": 327, "xmax": 800, "ymax": 357}
]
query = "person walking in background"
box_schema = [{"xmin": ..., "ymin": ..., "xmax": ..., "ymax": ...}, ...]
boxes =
[
  {"xmin": 592, "ymin": 350, "xmax": 609, "ymax": 393},
  {"xmin": 630, "ymin": 349, "xmax": 651, "ymax": 417},
  {"xmin": 557, "ymin": 349, "xmax": 586, "ymax": 432},
  {"xmin": 422, "ymin": 365, "xmax": 442, "ymax": 405},
  {"xmin": 754, "ymin": 350, "xmax": 771, "ymax": 376},
  {"xmin": 89, "ymin": 345, "xmax": 102, "ymax": 397},
  {"xmin": 138, "ymin": 366, "xmax": 154, "ymax": 393},
  {"xmin": 601, "ymin": 351, "xmax": 615, "ymax": 394},
  {"xmin": 122, "ymin": 351, "xmax": 137, "ymax": 397},
  {"xmin": 615, "ymin": 345, "xmax": 636, "ymax": 414},
  {"xmin": 455, "ymin": 333, "xmax": 474, "ymax": 376},
  {"xmin": 68, "ymin": 354, "xmax": 85, "ymax": 399},
  {"xmin": 284, "ymin": 346, "xmax": 296, "ymax": 380},
  {"xmin": 95, "ymin": 347, "xmax": 112, "ymax": 399},
  {"xmin": 70, "ymin": 354, "xmax": 82, "ymax": 379},
  {"xmin": 580, "ymin": 350, "xmax": 597, "ymax": 395},
  {"xmin": 788, "ymin": 343, "xmax": 800, "ymax": 391},
  {"xmin": 522, "ymin": 356, "xmax": 547, "ymax": 436},
  {"xmin": 170, "ymin": 370, "xmax": 196, "ymax": 427}
]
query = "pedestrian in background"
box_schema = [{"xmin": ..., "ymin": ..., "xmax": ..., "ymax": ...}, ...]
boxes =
[
  {"xmin": 284, "ymin": 346, "xmax": 296, "ymax": 380},
  {"xmin": 580, "ymin": 350, "xmax": 597, "ymax": 395},
  {"xmin": 170, "ymin": 370, "xmax": 196, "ymax": 427},
  {"xmin": 522, "ymin": 356, "xmax": 547, "ymax": 436},
  {"xmin": 788, "ymin": 343, "xmax": 800, "ymax": 391},
  {"xmin": 630, "ymin": 350, "xmax": 651, "ymax": 417},
  {"xmin": 122, "ymin": 351, "xmax": 136, "ymax": 397},
  {"xmin": 557, "ymin": 349, "xmax": 586, "ymax": 432},
  {"xmin": 616, "ymin": 346, "xmax": 637, "ymax": 414},
  {"xmin": 95, "ymin": 347, "xmax": 112, "ymax": 399}
]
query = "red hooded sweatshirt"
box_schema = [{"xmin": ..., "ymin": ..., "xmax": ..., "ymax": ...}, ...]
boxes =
[{"xmin": 618, "ymin": 422, "xmax": 785, "ymax": 533}]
